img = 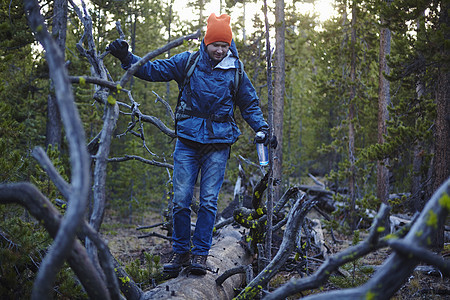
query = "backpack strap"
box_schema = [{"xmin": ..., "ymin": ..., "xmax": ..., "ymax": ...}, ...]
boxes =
[
  {"xmin": 175, "ymin": 51, "xmax": 200, "ymax": 133},
  {"xmin": 184, "ymin": 51, "xmax": 200, "ymax": 86},
  {"xmin": 234, "ymin": 59, "xmax": 244, "ymax": 94}
]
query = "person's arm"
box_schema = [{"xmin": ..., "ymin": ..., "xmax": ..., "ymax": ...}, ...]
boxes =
[
  {"xmin": 235, "ymin": 72, "xmax": 268, "ymax": 132},
  {"xmin": 122, "ymin": 53, "xmax": 187, "ymax": 83},
  {"xmin": 236, "ymin": 73, "xmax": 278, "ymax": 148},
  {"xmin": 107, "ymin": 39, "xmax": 188, "ymax": 84}
]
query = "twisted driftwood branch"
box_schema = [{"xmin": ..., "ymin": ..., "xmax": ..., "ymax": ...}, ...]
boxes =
[
  {"xmin": 24, "ymin": 0, "xmax": 91, "ymax": 298},
  {"xmin": 234, "ymin": 192, "xmax": 315, "ymax": 300},
  {"xmin": 265, "ymin": 178, "xmax": 449, "ymax": 300},
  {"xmin": 0, "ymin": 184, "xmax": 109, "ymax": 299}
]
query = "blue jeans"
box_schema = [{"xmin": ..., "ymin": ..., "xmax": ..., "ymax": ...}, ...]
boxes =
[{"xmin": 172, "ymin": 139, "xmax": 230, "ymax": 255}]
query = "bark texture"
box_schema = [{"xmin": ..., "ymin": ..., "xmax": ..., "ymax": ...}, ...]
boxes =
[{"xmin": 143, "ymin": 225, "xmax": 252, "ymax": 300}]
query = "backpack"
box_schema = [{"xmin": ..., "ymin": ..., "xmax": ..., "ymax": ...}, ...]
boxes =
[{"xmin": 175, "ymin": 51, "xmax": 244, "ymax": 129}]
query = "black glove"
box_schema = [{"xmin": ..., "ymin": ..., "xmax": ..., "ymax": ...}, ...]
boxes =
[
  {"xmin": 254, "ymin": 128, "xmax": 278, "ymax": 149},
  {"xmin": 106, "ymin": 39, "xmax": 130, "ymax": 62}
]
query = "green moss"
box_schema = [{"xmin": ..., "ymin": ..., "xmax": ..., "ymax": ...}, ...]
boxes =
[
  {"xmin": 438, "ymin": 192, "xmax": 450, "ymax": 211},
  {"xmin": 365, "ymin": 291, "xmax": 376, "ymax": 300},
  {"xmin": 377, "ymin": 226, "xmax": 385, "ymax": 233},
  {"xmin": 383, "ymin": 233, "xmax": 396, "ymax": 240},
  {"xmin": 426, "ymin": 210, "xmax": 438, "ymax": 229},
  {"xmin": 107, "ymin": 95, "xmax": 116, "ymax": 105}
]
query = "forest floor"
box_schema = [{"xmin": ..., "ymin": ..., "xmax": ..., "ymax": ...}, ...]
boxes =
[{"xmin": 101, "ymin": 198, "xmax": 449, "ymax": 300}]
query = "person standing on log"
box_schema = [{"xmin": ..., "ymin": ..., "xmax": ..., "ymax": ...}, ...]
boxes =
[{"xmin": 107, "ymin": 13, "xmax": 277, "ymax": 277}]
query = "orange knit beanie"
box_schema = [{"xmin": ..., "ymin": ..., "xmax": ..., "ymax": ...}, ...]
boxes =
[{"xmin": 204, "ymin": 13, "xmax": 232, "ymax": 46}]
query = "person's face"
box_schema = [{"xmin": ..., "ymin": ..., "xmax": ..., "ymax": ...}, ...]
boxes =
[{"xmin": 206, "ymin": 42, "xmax": 230, "ymax": 62}]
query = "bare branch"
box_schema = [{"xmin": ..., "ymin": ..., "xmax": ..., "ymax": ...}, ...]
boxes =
[
  {"xmin": 263, "ymin": 204, "xmax": 392, "ymax": 300},
  {"xmin": 139, "ymin": 112, "xmax": 176, "ymax": 138},
  {"xmin": 32, "ymin": 146, "xmax": 71, "ymax": 198},
  {"xmin": 216, "ymin": 265, "xmax": 253, "ymax": 286},
  {"xmin": 137, "ymin": 232, "xmax": 172, "ymax": 241},
  {"xmin": 266, "ymin": 178, "xmax": 450, "ymax": 300},
  {"xmin": 0, "ymin": 183, "xmax": 109, "ymax": 299},
  {"xmin": 136, "ymin": 222, "xmax": 166, "ymax": 230},
  {"xmin": 153, "ymin": 91, "xmax": 175, "ymax": 122},
  {"xmin": 24, "ymin": 0, "xmax": 91, "ymax": 298},
  {"xmin": 234, "ymin": 192, "xmax": 314, "ymax": 299},
  {"xmin": 119, "ymin": 30, "xmax": 201, "ymax": 86},
  {"xmin": 79, "ymin": 221, "xmax": 128, "ymax": 300},
  {"xmin": 108, "ymin": 155, "xmax": 173, "ymax": 169},
  {"xmin": 69, "ymin": 76, "xmax": 129, "ymax": 94},
  {"xmin": 387, "ymin": 239, "xmax": 450, "ymax": 276},
  {"xmin": 99, "ymin": 21, "xmax": 125, "ymax": 59},
  {"xmin": 214, "ymin": 217, "xmax": 234, "ymax": 231},
  {"xmin": 116, "ymin": 90, "xmax": 176, "ymax": 141}
]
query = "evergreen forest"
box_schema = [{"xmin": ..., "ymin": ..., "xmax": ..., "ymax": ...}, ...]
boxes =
[{"xmin": 0, "ymin": 0, "xmax": 448, "ymax": 299}]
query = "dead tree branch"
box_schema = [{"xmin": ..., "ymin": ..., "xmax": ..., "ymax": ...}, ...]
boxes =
[
  {"xmin": 0, "ymin": 183, "xmax": 109, "ymax": 299},
  {"xmin": 69, "ymin": 76, "xmax": 129, "ymax": 94},
  {"xmin": 119, "ymin": 29, "xmax": 201, "ymax": 86},
  {"xmin": 234, "ymin": 192, "xmax": 315, "ymax": 300},
  {"xmin": 32, "ymin": 146, "xmax": 71, "ymax": 197},
  {"xmin": 68, "ymin": 0, "xmax": 122, "ymax": 280},
  {"xmin": 386, "ymin": 239, "xmax": 450, "ymax": 276},
  {"xmin": 18, "ymin": 146, "xmax": 126, "ymax": 299},
  {"xmin": 108, "ymin": 155, "xmax": 173, "ymax": 169},
  {"xmin": 215, "ymin": 265, "xmax": 253, "ymax": 286},
  {"xmin": 153, "ymin": 91, "xmax": 175, "ymax": 122},
  {"xmin": 0, "ymin": 182, "xmax": 145, "ymax": 300},
  {"xmin": 24, "ymin": 0, "xmax": 91, "ymax": 298},
  {"xmin": 265, "ymin": 178, "xmax": 450, "ymax": 300}
]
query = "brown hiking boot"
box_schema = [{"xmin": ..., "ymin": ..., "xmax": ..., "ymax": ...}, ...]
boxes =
[
  {"xmin": 163, "ymin": 252, "xmax": 190, "ymax": 277},
  {"xmin": 190, "ymin": 254, "xmax": 208, "ymax": 275}
]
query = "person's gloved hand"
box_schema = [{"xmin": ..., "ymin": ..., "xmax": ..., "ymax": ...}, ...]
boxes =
[
  {"xmin": 106, "ymin": 39, "xmax": 130, "ymax": 62},
  {"xmin": 254, "ymin": 128, "xmax": 278, "ymax": 149}
]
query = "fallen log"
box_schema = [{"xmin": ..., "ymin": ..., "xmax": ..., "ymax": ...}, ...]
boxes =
[
  {"xmin": 311, "ymin": 218, "xmax": 328, "ymax": 259},
  {"xmin": 142, "ymin": 225, "xmax": 252, "ymax": 300}
]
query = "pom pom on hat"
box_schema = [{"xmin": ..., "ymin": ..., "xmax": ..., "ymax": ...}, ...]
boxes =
[{"xmin": 204, "ymin": 13, "xmax": 232, "ymax": 46}]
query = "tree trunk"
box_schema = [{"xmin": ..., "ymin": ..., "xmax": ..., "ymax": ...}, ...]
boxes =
[
  {"xmin": 45, "ymin": 0, "xmax": 67, "ymax": 149},
  {"xmin": 377, "ymin": 0, "xmax": 391, "ymax": 232},
  {"xmin": 273, "ymin": 0, "xmax": 285, "ymax": 203},
  {"xmin": 348, "ymin": 0, "xmax": 357, "ymax": 229},
  {"xmin": 432, "ymin": 0, "xmax": 449, "ymax": 249},
  {"xmin": 412, "ymin": 13, "xmax": 426, "ymax": 212},
  {"xmin": 262, "ymin": 0, "xmax": 275, "ymax": 266}
]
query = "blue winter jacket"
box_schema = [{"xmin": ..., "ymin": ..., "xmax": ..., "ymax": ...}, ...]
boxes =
[{"xmin": 121, "ymin": 39, "xmax": 268, "ymax": 145}]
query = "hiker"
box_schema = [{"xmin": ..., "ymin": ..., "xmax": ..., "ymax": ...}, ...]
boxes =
[{"xmin": 107, "ymin": 13, "xmax": 277, "ymax": 277}]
